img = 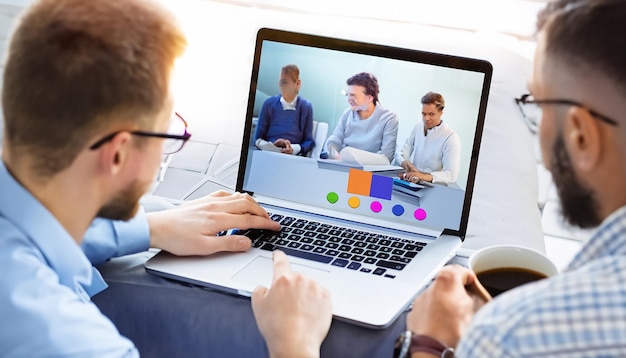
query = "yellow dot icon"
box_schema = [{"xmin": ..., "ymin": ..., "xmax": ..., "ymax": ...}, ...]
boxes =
[{"xmin": 348, "ymin": 196, "xmax": 360, "ymax": 208}]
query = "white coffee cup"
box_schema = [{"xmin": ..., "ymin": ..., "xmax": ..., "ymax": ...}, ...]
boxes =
[{"xmin": 468, "ymin": 244, "xmax": 559, "ymax": 297}]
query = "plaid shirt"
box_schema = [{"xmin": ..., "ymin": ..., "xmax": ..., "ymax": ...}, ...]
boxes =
[{"xmin": 457, "ymin": 205, "xmax": 626, "ymax": 357}]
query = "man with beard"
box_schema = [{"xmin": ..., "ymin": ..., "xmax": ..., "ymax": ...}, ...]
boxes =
[
  {"xmin": 399, "ymin": 0, "xmax": 626, "ymax": 356},
  {"xmin": 0, "ymin": 0, "xmax": 331, "ymax": 356}
]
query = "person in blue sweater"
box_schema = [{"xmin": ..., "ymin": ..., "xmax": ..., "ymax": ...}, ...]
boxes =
[{"xmin": 254, "ymin": 64, "xmax": 315, "ymax": 156}]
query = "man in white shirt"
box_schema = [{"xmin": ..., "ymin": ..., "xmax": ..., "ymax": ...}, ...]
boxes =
[{"xmin": 396, "ymin": 92, "xmax": 461, "ymax": 185}]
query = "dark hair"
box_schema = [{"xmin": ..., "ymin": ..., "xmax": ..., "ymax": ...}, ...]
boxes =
[
  {"xmin": 281, "ymin": 64, "xmax": 300, "ymax": 82},
  {"xmin": 537, "ymin": 0, "xmax": 626, "ymax": 96},
  {"xmin": 346, "ymin": 72, "xmax": 380, "ymax": 104},
  {"xmin": 421, "ymin": 92, "xmax": 445, "ymax": 111},
  {"xmin": 2, "ymin": 0, "xmax": 187, "ymax": 178}
]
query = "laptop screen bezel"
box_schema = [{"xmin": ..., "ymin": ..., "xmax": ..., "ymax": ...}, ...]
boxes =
[{"xmin": 236, "ymin": 27, "xmax": 492, "ymax": 240}]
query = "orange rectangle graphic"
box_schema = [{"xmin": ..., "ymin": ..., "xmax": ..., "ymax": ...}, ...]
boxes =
[{"xmin": 346, "ymin": 168, "xmax": 372, "ymax": 196}]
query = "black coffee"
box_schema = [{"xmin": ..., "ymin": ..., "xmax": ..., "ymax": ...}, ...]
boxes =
[{"xmin": 476, "ymin": 268, "xmax": 547, "ymax": 297}]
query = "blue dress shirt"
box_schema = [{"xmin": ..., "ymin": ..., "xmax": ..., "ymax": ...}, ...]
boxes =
[
  {"xmin": 0, "ymin": 161, "xmax": 149, "ymax": 357},
  {"xmin": 456, "ymin": 205, "xmax": 626, "ymax": 357}
]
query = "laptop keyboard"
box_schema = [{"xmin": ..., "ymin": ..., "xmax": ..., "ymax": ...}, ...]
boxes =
[{"xmin": 230, "ymin": 213, "xmax": 427, "ymax": 279}]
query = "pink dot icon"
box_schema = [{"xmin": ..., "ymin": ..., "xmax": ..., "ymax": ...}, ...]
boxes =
[
  {"xmin": 370, "ymin": 201, "xmax": 382, "ymax": 213},
  {"xmin": 414, "ymin": 208, "xmax": 427, "ymax": 221}
]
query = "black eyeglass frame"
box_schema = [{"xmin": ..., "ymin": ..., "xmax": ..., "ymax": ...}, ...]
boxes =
[
  {"xmin": 88, "ymin": 112, "xmax": 192, "ymax": 154},
  {"xmin": 515, "ymin": 93, "xmax": 619, "ymax": 128}
]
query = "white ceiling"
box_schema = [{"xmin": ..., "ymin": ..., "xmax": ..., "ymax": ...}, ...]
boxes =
[{"xmin": 206, "ymin": 0, "xmax": 548, "ymax": 40}]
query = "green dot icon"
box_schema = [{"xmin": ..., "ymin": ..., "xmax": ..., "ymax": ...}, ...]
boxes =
[{"xmin": 327, "ymin": 192, "xmax": 339, "ymax": 204}]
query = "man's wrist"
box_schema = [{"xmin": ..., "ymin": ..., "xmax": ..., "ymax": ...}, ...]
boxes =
[
  {"xmin": 268, "ymin": 345, "xmax": 320, "ymax": 358},
  {"xmin": 410, "ymin": 335, "xmax": 455, "ymax": 358},
  {"xmin": 267, "ymin": 338, "xmax": 321, "ymax": 358},
  {"xmin": 394, "ymin": 331, "xmax": 455, "ymax": 358}
]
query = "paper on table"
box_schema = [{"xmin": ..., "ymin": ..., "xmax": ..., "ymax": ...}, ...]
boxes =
[
  {"xmin": 317, "ymin": 159, "xmax": 404, "ymax": 176},
  {"xmin": 257, "ymin": 140, "xmax": 282, "ymax": 153},
  {"xmin": 339, "ymin": 147, "xmax": 390, "ymax": 165}
]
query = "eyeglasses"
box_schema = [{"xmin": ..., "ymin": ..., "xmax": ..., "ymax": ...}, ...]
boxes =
[
  {"xmin": 89, "ymin": 112, "xmax": 192, "ymax": 154},
  {"xmin": 515, "ymin": 93, "xmax": 619, "ymax": 133}
]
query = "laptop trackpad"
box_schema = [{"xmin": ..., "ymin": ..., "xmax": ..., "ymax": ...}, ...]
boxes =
[{"xmin": 232, "ymin": 255, "xmax": 330, "ymax": 287}]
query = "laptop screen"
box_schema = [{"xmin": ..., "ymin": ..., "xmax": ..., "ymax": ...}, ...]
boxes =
[{"xmin": 237, "ymin": 28, "xmax": 492, "ymax": 238}]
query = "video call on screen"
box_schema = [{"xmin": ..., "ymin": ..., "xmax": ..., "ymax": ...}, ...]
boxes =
[{"xmin": 241, "ymin": 34, "xmax": 489, "ymax": 234}]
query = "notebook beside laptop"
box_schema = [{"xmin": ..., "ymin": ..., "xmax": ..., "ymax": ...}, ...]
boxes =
[{"xmin": 146, "ymin": 28, "xmax": 492, "ymax": 328}]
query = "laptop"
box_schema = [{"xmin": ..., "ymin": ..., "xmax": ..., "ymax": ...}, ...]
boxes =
[{"xmin": 146, "ymin": 28, "xmax": 492, "ymax": 328}]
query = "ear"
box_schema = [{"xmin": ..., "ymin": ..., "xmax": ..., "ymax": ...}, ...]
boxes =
[
  {"xmin": 95, "ymin": 132, "xmax": 134, "ymax": 177},
  {"xmin": 562, "ymin": 106, "xmax": 602, "ymax": 173}
]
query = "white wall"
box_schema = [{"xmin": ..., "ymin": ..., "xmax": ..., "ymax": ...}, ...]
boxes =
[
  {"xmin": 0, "ymin": 3, "xmax": 28, "ymax": 149},
  {"xmin": 0, "ymin": 0, "xmax": 538, "ymax": 150}
]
